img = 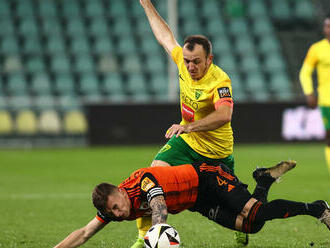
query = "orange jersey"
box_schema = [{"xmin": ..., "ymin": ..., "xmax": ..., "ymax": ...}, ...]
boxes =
[{"xmin": 97, "ymin": 164, "xmax": 199, "ymax": 222}]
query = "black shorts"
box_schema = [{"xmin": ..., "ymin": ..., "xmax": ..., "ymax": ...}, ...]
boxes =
[{"xmin": 189, "ymin": 162, "xmax": 252, "ymax": 229}]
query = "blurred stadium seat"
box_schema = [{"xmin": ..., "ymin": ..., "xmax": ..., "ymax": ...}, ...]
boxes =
[
  {"xmin": 64, "ymin": 110, "xmax": 88, "ymax": 135},
  {"xmin": 15, "ymin": 110, "xmax": 38, "ymax": 135},
  {"xmin": 38, "ymin": 110, "xmax": 62, "ymax": 135},
  {"xmin": 0, "ymin": 110, "xmax": 13, "ymax": 134}
]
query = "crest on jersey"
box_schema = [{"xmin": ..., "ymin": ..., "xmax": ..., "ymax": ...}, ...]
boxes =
[
  {"xmin": 195, "ymin": 89, "xmax": 203, "ymax": 100},
  {"xmin": 159, "ymin": 144, "xmax": 171, "ymax": 154},
  {"xmin": 141, "ymin": 177, "xmax": 156, "ymax": 192}
]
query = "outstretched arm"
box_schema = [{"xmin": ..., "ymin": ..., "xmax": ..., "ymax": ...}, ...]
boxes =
[
  {"xmin": 140, "ymin": 0, "xmax": 180, "ymax": 55},
  {"xmin": 149, "ymin": 195, "xmax": 168, "ymax": 225},
  {"xmin": 166, "ymin": 105, "xmax": 233, "ymax": 138},
  {"xmin": 54, "ymin": 217, "xmax": 107, "ymax": 248}
]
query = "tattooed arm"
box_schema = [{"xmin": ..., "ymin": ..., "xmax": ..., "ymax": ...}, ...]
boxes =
[{"xmin": 149, "ymin": 195, "xmax": 168, "ymax": 225}]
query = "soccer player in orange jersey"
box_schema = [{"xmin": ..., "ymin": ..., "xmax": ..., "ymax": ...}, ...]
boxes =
[{"xmin": 53, "ymin": 161, "xmax": 330, "ymax": 248}]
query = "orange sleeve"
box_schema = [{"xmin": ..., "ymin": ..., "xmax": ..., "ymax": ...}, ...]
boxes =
[{"xmin": 214, "ymin": 98, "xmax": 234, "ymax": 109}]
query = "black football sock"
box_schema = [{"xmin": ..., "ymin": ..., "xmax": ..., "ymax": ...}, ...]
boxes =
[
  {"xmin": 252, "ymin": 175, "xmax": 275, "ymax": 203},
  {"xmin": 254, "ymin": 199, "xmax": 325, "ymax": 222}
]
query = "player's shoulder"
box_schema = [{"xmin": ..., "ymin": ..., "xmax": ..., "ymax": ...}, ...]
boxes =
[
  {"xmin": 209, "ymin": 64, "xmax": 231, "ymax": 85},
  {"xmin": 311, "ymin": 39, "xmax": 328, "ymax": 49}
]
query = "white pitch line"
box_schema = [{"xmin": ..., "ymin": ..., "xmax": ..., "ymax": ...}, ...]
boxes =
[{"xmin": 0, "ymin": 193, "xmax": 90, "ymax": 200}]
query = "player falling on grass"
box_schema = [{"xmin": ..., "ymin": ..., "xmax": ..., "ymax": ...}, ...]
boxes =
[
  {"xmin": 53, "ymin": 160, "xmax": 330, "ymax": 248},
  {"xmin": 299, "ymin": 14, "xmax": 330, "ymax": 174},
  {"xmin": 137, "ymin": 0, "xmax": 246, "ymax": 246}
]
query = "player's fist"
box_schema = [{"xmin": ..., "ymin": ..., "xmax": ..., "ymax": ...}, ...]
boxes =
[{"xmin": 306, "ymin": 94, "xmax": 317, "ymax": 108}]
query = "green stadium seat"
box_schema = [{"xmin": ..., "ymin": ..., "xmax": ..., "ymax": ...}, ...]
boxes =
[
  {"xmin": 41, "ymin": 18, "xmax": 63, "ymax": 36},
  {"xmin": 23, "ymin": 37, "xmax": 43, "ymax": 55},
  {"xmin": 61, "ymin": 1, "xmax": 81, "ymax": 17},
  {"xmin": 38, "ymin": 110, "xmax": 62, "ymax": 135},
  {"xmin": 51, "ymin": 54, "xmax": 71, "ymax": 73},
  {"xmin": 206, "ymin": 18, "xmax": 226, "ymax": 35},
  {"xmin": 216, "ymin": 55, "xmax": 237, "ymax": 76},
  {"xmin": 46, "ymin": 36, "xmax": 66, "ymax": 54},
  {"xmin": 57, "ymin": 95, "xmax": 81, "ymax": 112},
  {"xmin": 182, "ymin": 19, "xmax": 203, "ymax": 36},
  {"xmin": 240, "ymin": 55, "xmax": 261, "ymax": 74},
  {"xmin": 38, "ymin": 0, "xmax": 58, "ymax": 18},
  {"xmin": 225, "ymin": 0, "xmax": 245, "ymax": 18},
  {"xmin": 259, "ymin": 35, "xmax": 280, "ymax": 55},
  {"xmin": 113, "ymin": 18, "xmax": 132, "ymax": 36},
  {"xmin": 26, "ymin": 56, "xmax": 45, "ymax": 73},
  {"xmin": 102, "ymin": 73, "xmax": 124, "ymax": 95},
  {"xmin": 7, "ymin": 74, "xmax": 28, "ymax": 96},
  {"xmin": 140, "ymin": 36, "xmax": 161, "ymax": 55},
  {"xmin": 89, "ymin": 18, "xmax": 109, "ymax": 37},
  {"xmin": 131, "ymin": 1, "xmax": 145, "ymax": 18},
  {"xmin": 93, "ymin": 37, "xmax": 114, "ymax": 54},
  {"xmin": 122, "ymin": 55, "xmax": 142, "ymax": 73},
  {"xmin": 179, "ymin": 2, "xmax": 197, "ymax": 17},
  {"xmin": 228, "ymin": 18, "xmax": 249, "ymax": 36},
  {"xmin": 245, "ymin": 73, "xmax": 266, "ymax": 92},
  {"xmin": 85, "ymin": 1, "xmax": 104, "ymax": 18},
  {"xmin": 126, "ymin": 74, "xmax": 147, "ymax": 94},
  {"xmin": 19, "ymin": 19, "xmax": 39, "ymax": 36},
  {"xmin": 271, "ymin": 1, "xmax": 290, "ymax": 20},
  {"xmin": 294, "ymin": 0, "xmax": 315, "ymax": 20},
  {"xmin": 30, "ymin": 73, "xmax": 52, "ymax": 96},
  {"xmin": 247, "ymin": 0, "xmax": 268, "ymax": 18},
  {"xmin": 108, "ymin": 1, "xmax": 128, "ymax": 18},
  {"xmin": 74, "ymin": 54, "xmax": 94, "ymax": 73},
  {"xmin": 252, "ymin": 17, "xmax": 274, "ymax": 36},
  {"xmin": 104, "ymin": 93, "xmax": 127, "ymax": 103},
  {"xmin": 66, "ymin": 19, "xmax": 86, "ymax": 36},
  {"xmin": 0, "ymin": 1, "xmax": 11, "ymax": 19},
  {"xmin": 200, "ymin": 0, "xmax": 221, "ymax": 18},
  {"xmin": 234, "ymin": 35, "xmax": 255, "ymax": 55},
  {"xmin": 145, "ymin": 56, "xmax": 165, "ymax": 74},
  {"xmin": 79, "ymin": 73, "xmax": 100, "ymax": 95},
  {"xmin": 135, "ymin": 19, "xmax": 152, "ymax": 37},
  {"xmin": 54, "ymin": 73, "xmax": 76, "ymax": 96},
  {"xmin": 269, "ymin": 73, "xmax": 291, "ymax": 92},
  {"xmin": 150, "ymin": 74, "xmax": 168, "ymax": 96},
  {"xmin": 263, "ymin": 54, "xmax": 286, "ymax": 73},
  {"xmin": 33, "ymin": 95, "xmax": 56, "ymax": 111},
  {"xmin": 16, "ymin": 0, "xmax": 35, "ymax": 18},
  {"xmin": 117, "ymin": 37, "xmax": 137, "ymax": 55},
  {"xmin": 131, "ymin": 92, "xmax": 152, "ymax": 103},
  {"xmin": 15, "ymin": 110, "xmax": 38, "ymax": 135},
  {"xmin": 70, "ymin": 38, "xmax": 90, "ymax": 54},
  {"xmin": 212, "ymin": 37, "xmax": 232, "ymax": 56},
  {"xmin": 1, "ymin": 36, "xmax": 19, "ymax": 54},
  {"xmin": 0, "ymin": 19, "xmax": 15, "ymax": 36}
]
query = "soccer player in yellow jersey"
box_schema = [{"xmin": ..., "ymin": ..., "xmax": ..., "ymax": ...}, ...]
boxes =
[
  {"xmin": 299, "ymin": 15, "xmax": 330, "ymax": 174},
  {"xmin": 130, "ymin": 0, "xmax": 251, "ymax": 247}
]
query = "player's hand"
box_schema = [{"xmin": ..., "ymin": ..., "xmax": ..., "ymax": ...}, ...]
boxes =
[
  {"xmin": 306, "ymin": 94, "xmax": 317, "ymax": 109},
  {"xmin": 165, "ymin": 124, "xmax": 189, "ymax": 139}
]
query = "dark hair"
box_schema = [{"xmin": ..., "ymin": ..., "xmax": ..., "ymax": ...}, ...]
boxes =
[
  {"xmin": 92, "ymin": 183, "xmax": 117, "ymax": 212},
  {"xmin": 183, "ymin": 35, "xmax": 212, "ymax": 57}
]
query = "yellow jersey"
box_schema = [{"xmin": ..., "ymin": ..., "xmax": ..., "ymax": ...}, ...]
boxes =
[
  {"xmin": 171, "ymin": 46, "xmax": 233, "ymax": 159},
  {"xmin": 299, "ymin": 38, "xmax": 330, "ymax": 106}
]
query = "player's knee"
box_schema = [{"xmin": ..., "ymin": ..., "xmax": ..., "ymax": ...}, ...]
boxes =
[{"xmin": 243, "ymin": 221, "xmax": 265, "ymax": 234}]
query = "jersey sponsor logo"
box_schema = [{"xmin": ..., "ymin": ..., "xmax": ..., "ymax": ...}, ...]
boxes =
[
  {"xmin": 159, "ymin": 144, "xmax": 171, "ymax": 154},
  {"xmin": 182, "ymin": 103, "xmax": 195, "ymax": 122},
  {"xmin": 181, "ymin": 92, "xmax": 199, "ymax": 110},
  {"xmin": 195, "ymin": 89, "xmax": 203, "ymax": 100},
  {"xmin": 141, "ymin": 177, "xmax": 155, "ymax": 192},
  {"xmin": 217, "ymin": 87, "xmax": 231, "ymax": 99}
]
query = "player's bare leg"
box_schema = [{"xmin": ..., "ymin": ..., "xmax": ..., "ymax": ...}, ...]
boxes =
[{"xmin": 151, "ymin": 160, "xmax": 171, "ymax": 167}]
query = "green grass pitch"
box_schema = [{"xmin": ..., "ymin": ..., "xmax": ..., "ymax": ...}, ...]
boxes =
[{"xmin": 0, "ymin": 143, "xmax": 329, "ymax": 248}]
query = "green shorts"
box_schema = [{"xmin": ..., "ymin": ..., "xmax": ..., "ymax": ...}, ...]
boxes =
[
  {"xmin": 320, "ymin": 106, "xmax": 330, "ymax": 130},
  {"xmin": 154, "ymin": 136, "xmax": 235, "ymax": 172}
]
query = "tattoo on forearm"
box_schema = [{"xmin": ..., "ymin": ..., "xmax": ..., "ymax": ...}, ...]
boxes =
[{"xmin": 150, "ymin": 196, "xmax": 168, "ymax": 225}]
